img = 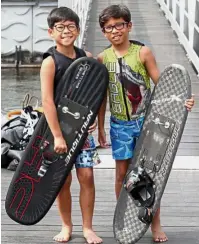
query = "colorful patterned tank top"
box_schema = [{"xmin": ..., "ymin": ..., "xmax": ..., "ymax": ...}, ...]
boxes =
[{"xmin": 103, "ymin": 41, "xmax": 151, "ymax": 121}]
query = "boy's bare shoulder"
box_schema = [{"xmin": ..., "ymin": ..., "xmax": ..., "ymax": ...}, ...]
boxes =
[
  {"xmin": 96, "ymin": 52, "xmax": 104, "ymax": 63},
  {"xmin": 140, "ymin": 46, "xmax": 154, "ymax": 64},
  {"xmin": 140, "ymin": 45, "xmax": 152, "ymax": 56},
  {"xmin": 40, "ymin": 56, "xmax": 55, "ymax": 79},
  {"xmin": 41, "ymin": 55, "xmax": 55, "ymax": 68},
  {"xmin": 85, "ymin": 51, "xmax": 93, "ymax": 57}
]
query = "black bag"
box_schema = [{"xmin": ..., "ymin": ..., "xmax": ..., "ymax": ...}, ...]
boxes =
[{"xmin": 1, "ymin": 106, "xmax": 42, "ymax": 170}]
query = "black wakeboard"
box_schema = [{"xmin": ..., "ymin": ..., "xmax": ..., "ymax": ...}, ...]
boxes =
[{"xmin": 5, "ymin": 57, "xmax": 109, "ymax": 225}]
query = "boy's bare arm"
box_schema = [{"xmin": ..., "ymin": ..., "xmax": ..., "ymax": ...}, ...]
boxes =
[
  {"xmin": 85, "ymin": 51, "xmax": 93, "ymax": 57},
  {"xmin": 98, "ymin": 92, "xmax": 108, "ymax": 147},
  {"xmin": 98, "ymin": 92, "xmax": 107, "ymax": 130},
  {"xmin": 96, "ymin": 52, "xmax": 109, "ymax": 147},
  {"xmin": 97, "ymin": 52, "xmax": 107, "ymax": 130},
  {"xmin": 40, "ymin": 56, "xmax": 64, "ymax": 140},
  {"xmin": 85, "ymin": 50, "xmax": 102, "ymax": 134},
  {"xmin": 140, "ymin": 46, "xmax": 160, "ymax": 85}
]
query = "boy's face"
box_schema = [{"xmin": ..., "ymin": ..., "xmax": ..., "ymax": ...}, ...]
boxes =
[
  {"xmin": 48, "ymin": 20, "xmax": 80, "ymax": 47},
  {"xmin": 102, "ymin": 18, "xmax": 132, "ymax": 45}
]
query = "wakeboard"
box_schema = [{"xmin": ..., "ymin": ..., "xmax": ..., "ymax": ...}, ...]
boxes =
[
  {"xmin": 5, "ymin": 57, "xmax": 109, "ymax": 225},
  {"xmin": 113, "ymin": 64, "xmax": 191, "ymax": 244}
]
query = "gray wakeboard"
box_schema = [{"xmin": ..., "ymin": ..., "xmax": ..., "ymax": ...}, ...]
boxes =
[{"xmin": 113, "ymin": 64, "xmax": 192, "ymax": 244}]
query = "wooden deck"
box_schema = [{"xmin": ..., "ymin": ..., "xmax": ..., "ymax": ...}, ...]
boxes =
[
  {"xmin": 1, "ymin": 0, "xmax": 199, "ymax": 243},
  {"xmin": 1, "ymin": 169, "xmax": 199, "ymax": 244}
]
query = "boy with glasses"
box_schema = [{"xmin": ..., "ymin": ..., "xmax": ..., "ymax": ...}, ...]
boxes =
[
  {"xmin": 97, "ymin": 4, "xmax": 194, "ymax": 243},
  {"xmin": 41, "ymin": 7, "xmax": 102, "ymax": 243}
]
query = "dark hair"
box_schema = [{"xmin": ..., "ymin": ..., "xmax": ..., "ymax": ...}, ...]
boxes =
[
  {"xmin": 47, "ymin": 7, "xmax": 80, "ymax": 28},
  {"xmin": 99, "ymin": 5, "xmax": 131, "ymax": 29}
]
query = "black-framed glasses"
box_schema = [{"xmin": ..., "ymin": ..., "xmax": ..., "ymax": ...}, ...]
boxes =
[
  {"xmin": 54, "ymin": 23, "xmax": 78, "ymax": 32},
  {"xmin": 103, "ymin": 22, "xmax": 129, "ymax": 33}
]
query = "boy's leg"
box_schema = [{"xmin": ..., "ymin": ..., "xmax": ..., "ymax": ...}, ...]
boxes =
[
  {"xmin": 76, "ymin": 167, "xmax": 102, "ymax": 244},
  {"xmin": 110, "ymin": 118, "xmax": 136, "ymax": 199},
  {"xmin": 53, "ymin": 172, "xmax": 73, "ymax": 243},
  {"xmin": 151, "ymin": 208, "xmax": 168, "ymax": 242},
  {"xmin": 115, "ymin": 159, "xmax": 129, "ymax": 199}
]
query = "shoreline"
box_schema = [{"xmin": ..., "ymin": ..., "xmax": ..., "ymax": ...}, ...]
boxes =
[{"xmin": 1, "ymin": 64, "xmax": 41, "ymax": 68}]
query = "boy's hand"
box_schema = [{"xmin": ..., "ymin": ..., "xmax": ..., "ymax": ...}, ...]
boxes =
[
  {"xmin": 88, "ymin": 120, "xmax": 97, "ymax": 134},
  {"xmin": 185, "ymin": 94, "xmax": 195, "ymax": 111},
  {"xmin": 54, "ymin": 136, "xmax": 67, "ymax": 154},
  {"xmin": 98, "ymin": 129, "xmax": 109, "ymax": 148}
]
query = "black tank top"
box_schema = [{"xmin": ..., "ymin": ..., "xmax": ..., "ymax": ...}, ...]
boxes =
[{"xmin": 43, "ymin": 46, "xmax": 86, "ymax": 100}]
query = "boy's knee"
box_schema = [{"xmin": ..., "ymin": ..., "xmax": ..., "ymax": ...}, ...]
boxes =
[
  {"xmin": 77, "ymin": 168, "xmax": 94, "ymax": 185},
  {"xmin": 63, "ymin": 173, "xmax": 72, "ymax": 187},
  {"xmin": 116, "ymin": 172, "xmax": 126, "ymax": 185},
  {"xmin": 116, "ymin": 160, "xmax": 129, "ymax": 184}
]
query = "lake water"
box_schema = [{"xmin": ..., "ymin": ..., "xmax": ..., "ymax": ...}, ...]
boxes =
[{"xmin": 1, "ymin": 68, "xmax": 41, "ymax": 114}]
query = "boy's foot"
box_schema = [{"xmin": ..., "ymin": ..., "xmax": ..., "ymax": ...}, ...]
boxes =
[
  {"xmin": 151, "ymin": 227, "xmax": 168, "ymax": 243},
  {"xmin": 53, "ymin": 226, "xmax": 72, "ymax": 243},
  {"xmin": 83, "ymin": 228, "xmax": 103, "ymax": 244}
]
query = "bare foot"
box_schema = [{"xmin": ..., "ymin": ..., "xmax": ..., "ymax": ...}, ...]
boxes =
[
  {"xmin": 151, "ymin": 226, "xmax": 168, "ymax": 243},
  {"xmin": 53, "ymin": 226, "xmax": 72, "ymax": 243},
  {"xmin": 83, "ymin": 228, "xmax": 103, "ymax": 244}
]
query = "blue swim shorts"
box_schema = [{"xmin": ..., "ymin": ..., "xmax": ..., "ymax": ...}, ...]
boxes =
[
  {"xmin": 110, "ymin": 116, "xmax": 144, "ymax": 160},
  {"xmin": 75, "ymin": 134, "xmax": 101, "ymax": 168}
]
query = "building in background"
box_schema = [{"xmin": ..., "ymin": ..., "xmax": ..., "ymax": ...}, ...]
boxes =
[{"xmin": 1, "ymin": 0, "xmax": 92, "ymax": 66}]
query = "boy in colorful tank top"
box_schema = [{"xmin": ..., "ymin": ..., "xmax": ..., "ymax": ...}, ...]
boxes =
[{"xmin": 97, "ymin": 5, "xmax": 194, "ymax": 243}]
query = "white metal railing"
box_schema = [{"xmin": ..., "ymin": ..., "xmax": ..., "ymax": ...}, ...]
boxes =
[
  {"xmin": 58, "ymin": 0, "xmax": 92, "ymax": 48},
  {"xmin": 156, "ymin": 0, "xmax": 199, "ymax": 74},
  {"xmin": 72, "ymin": 0, "xmax": 92, "ymax": 47}
]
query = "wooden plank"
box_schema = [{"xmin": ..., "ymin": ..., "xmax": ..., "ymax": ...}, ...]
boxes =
[
  {"xmin": 1, "ymin": 224, "xmax": 199, "ymax": 232},
  {"xmin": 2, "ymin": 206, "xmax": 199, "ymax": 217},
  {"xmin": 2, "ymin": 169, "xmax": 199, "ymax": 243},
  {"xmin": 1, "ymin": 230, "xmax": 199, "ymax": 244}
]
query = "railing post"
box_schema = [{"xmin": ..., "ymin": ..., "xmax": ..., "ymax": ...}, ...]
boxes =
[
  {"xmin": 58, "ymin": 0, "xmax": 73, "ymax": 8},
  {"xmin": 57, "ymin": 0, "xmax": 92, "ymax": 48},
  {"xmin": 156, "ymin": 0, "xmax": 199, "ymax": 75}
]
